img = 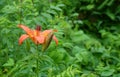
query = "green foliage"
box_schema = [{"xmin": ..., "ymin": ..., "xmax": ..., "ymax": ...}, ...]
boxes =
[{"xmin": 0, "ymin": 0, "xmax": 120, "ymax": 77}]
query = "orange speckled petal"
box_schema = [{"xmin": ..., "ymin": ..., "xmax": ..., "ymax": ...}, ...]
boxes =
[
  {"xmin": 35, "ymin": 35, "xmax": 45, "ymax": 44},
  {"xmin": 19, "ymin": 34, "xmax": 29, "ymax": 45},
  {"xmin": 41, "ymin": 30, "xmax": 52, "ymax": 36},
  {"xmin": 18, "ymin": 24, "xmax": 33, "ymax": 36}
]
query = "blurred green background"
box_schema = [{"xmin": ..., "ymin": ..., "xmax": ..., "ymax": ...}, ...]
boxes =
[{"xmin": 0, "ymin": 0, "xmax": 120, "ymax": 77}]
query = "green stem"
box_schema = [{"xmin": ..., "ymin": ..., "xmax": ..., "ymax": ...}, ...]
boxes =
[{"xmin": 36, "ymin": 45, "xmax": 39, "ymax": 77}]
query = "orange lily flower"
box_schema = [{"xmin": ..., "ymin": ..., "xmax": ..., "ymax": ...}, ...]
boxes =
[
  {"xmin": 18, "ymin": 24, "xmax": 42, "ymax": 45},
  {"xmin": 18, "ymin": 24, "xmax": 58, "ymax": 50}
]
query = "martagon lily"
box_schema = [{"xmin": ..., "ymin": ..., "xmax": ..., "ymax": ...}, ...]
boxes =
[{"xmin": 18, "ymin": 24, "xmax": 58, "ymax": 51}]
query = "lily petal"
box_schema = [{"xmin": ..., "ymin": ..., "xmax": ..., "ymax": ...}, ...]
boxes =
[
  {"xmin": 35, "ymin": 35, "xmax": 45, "ymax": 44},
  {"xmin": 19, "ymin": 34, "xmax": 29, "ymax": 45},
  {"xmin": 41, "ymin": 30, "xmax": 52, "ymax": 36},
  {"xmin": 53, "ymin": 35, "xmax": 58, "ymax": 45},
  {"xmin": 18, "ymin": 24, "xmax": 33, "ymax": 36}
]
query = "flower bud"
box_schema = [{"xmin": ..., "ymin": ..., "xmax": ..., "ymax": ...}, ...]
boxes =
[{"xmin": 42, "ymin": 31, "xmax": 54, "ymax": 51}]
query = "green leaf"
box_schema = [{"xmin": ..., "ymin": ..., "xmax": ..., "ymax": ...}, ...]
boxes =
[
  {"xmin": 3, "ymin": 58, "xmax": 14, "ymax": 67},
  {"xmin": 105, "ymin": 9, "xmax": 115, "ymax": 20},
  {"xmin": 41, "ymin": 13, "xmax": 52, "ymax": 20},
  {"xmin": 57, "ymin": 4, "xmax": 65, "ymax": 7},
  {"xmin": 98, "ymin": 0, "xmax": 109, "ymax": 10},
  {"xmin": 47, "ymin": 9, "xmax": 57, "ymax": 15},
  {"xmin": 101, "ymin": 69, "xmax": 115, "ymax": 77},
  {"xmin": 113, "ymin": 74, "xmax": 120, "ymax": 77},
  {"xmin": 71, "ymin": 31, "xmax": 89, "ymax": 44},
  {"xmin": 86, "ymin": 4, "xmax": 94, "ymax": 10},
  {"xmin": 107, "ymin": 0, "xmax": 114, "ymax": 6},
  {"xmin": 62, "ymin": 42, "xmax": 73, "ymax": 49},
  {"xmin": 26, "ymin": 40, "xmax": 30, "ymax": 52},
  {"xmin": 75, "ymin": 53, "xmax": 83, "ymax": 62},
  {"xmin": 50, "ymin": 5, "xmax": 62, "ymax": 11}
]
